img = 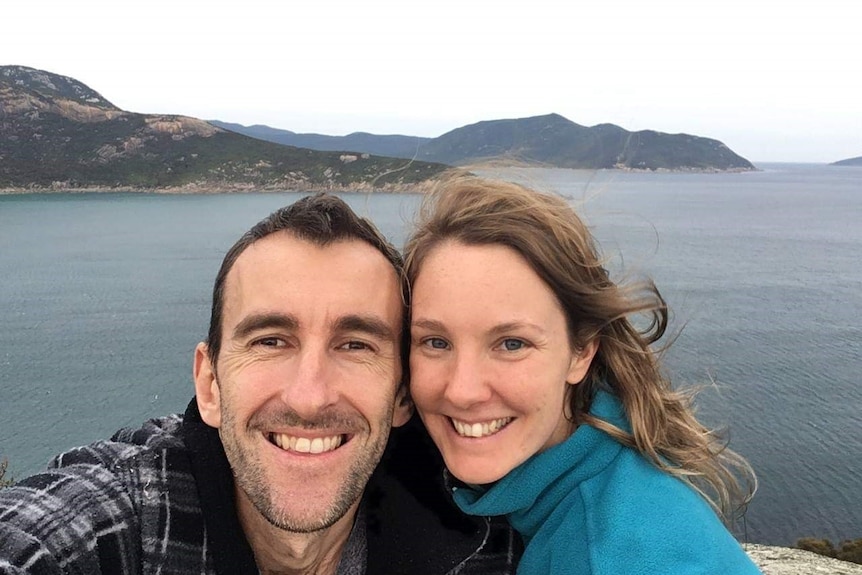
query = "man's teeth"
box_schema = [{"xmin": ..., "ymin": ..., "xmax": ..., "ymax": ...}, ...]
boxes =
[
  {"xmin": 272, "ymin": 433, "xmax": 343, "ymax": 454},
  {"xmin": 452, "ymin": 417, "xmax": 513, "ymax": 438}
]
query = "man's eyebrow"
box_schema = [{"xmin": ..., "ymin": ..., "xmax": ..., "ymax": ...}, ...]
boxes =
[
  {"xmin": 335, "ymin": 315, "xmax": 398, "ymax": 342},
  {"xmin": 233, "ymin": 313, "xmax": 298, "ymax": 339}
]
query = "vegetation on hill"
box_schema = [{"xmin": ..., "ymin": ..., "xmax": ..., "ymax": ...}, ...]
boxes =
[
  {"xmin": 416, "ymin": 114, "xmax": 755, "ymax": 171},
  {"xmin": 798, "ymin": 537, "xmax": 862, "ymax": 565},
  {"xmin": 216, "ymin": 113, "xmax": 756, "ymax": 172},
  {"xmin": 0, "ymin": 66, "xmax": 446, "ymax": 192}
]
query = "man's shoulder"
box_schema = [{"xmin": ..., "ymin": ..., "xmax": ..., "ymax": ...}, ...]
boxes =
[
  {"xmin": 110, "ymin": 413, "xmax": 185, "ymax": 450},
  {"xmin": 0, "ymin": 412, "xmax": 205, "ymax": 574},
  {"xmin": 13, "ymin": 411, "xmax": 192, "ymax": 511},
  {"xmin": 44, "ymin": 413, "xmax": 186, "ymax": 472}
]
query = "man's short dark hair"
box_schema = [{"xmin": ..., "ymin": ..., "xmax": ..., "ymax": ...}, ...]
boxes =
[{"xmin": 206, "ymin": 193, "xmax": 405, "ymax": 367}]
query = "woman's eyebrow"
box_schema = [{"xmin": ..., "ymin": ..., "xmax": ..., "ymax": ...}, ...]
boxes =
[
  {"xmin": 410, "ymin": 318, "xmax": 447, "ymax": 332},
  {"xmin": 487, "ymin": 321, "xmax": 547, "ymax": 337}
]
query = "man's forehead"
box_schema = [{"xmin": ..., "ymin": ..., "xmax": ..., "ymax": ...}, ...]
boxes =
[
  {"xmin": 222, "ymin": 232, "xmax": 403, "ymax": 326},
  {"xmin": 233, "ymin": 232, "xmax": 388, "ymax": 270}
]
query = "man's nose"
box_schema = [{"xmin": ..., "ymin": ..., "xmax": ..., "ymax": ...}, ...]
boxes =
[
  {"xmin": 280, "ymin": 346, "xmax": 339, "ymax": 418},
  {"xmin": 443, "ymin": 351, "xmax": 492, "ymax": 408}
]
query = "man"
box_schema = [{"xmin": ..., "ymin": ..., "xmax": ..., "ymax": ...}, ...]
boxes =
[{"xmin": 0, "ymin": 194, "xmax": 520, "ymax": 574}]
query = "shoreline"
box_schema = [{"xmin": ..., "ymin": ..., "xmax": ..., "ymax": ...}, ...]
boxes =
[
  {"xmin": 0, "ymin": 165, "xmax": 765, "ymax": 196},
  {"xmin": 0, "ymin": 181, "xmax": 435, "ymax": 196}
]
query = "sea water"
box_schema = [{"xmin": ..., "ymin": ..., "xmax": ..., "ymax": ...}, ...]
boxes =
[{"xmin": 1, "ymin": 163, "xmax": 860, "ymax": 545}]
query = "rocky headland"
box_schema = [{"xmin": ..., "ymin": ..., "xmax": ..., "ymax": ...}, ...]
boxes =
[{"xmin": 0, "ymin": 65, "xmax": 445, "ymax": 193}]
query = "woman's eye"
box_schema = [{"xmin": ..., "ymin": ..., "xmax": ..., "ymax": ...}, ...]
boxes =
[
  {"xmin": 500, "ymin": 338, "xmax": 526, "ymax": 351},
  {"xmin": 424, "ymin": 337, "xmax": 449, "ymax": 350}
]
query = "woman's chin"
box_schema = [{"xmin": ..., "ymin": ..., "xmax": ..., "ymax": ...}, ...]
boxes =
[{"xmin": 446, "ymin": 459, "xmax": 509, "ymax": 487}]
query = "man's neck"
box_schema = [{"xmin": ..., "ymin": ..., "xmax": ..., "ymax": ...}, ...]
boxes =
[{"xmin": 237, "ymin": 496, "xmax": 359, "ymax": 575}]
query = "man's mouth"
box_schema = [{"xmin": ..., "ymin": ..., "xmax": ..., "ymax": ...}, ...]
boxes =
[
  {"xmin": 451, "ymin": 417, "xmax": 513, "ymax": 438},
  {"xmin": 269, "ymin": 432, "xmax": 345, "ymax": 454}
]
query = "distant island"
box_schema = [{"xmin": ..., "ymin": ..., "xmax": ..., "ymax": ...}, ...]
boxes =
[
  {"xmin": 212, "ymin": 114, "xmax": 756, "ymax": 173},
  {"xmin": 2, "ymin": 65, "xmax": 755, "ymax": 194},
  {"xmin": 831, "ymin": 156, "xmax": 862, "ymax": 166}
]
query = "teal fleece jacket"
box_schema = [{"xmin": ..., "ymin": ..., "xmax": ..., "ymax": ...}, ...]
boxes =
[{"xmin": 452, "ymin": 391, "xmax": 761, "ymax": 574}]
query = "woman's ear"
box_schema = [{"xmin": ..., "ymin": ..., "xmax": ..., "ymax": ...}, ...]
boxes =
[
  {"xmin": 567, "ymin": 339, "xmax": 599, "ymax": 385},
  {"xmin": 193, "ymin": 342, "xmax": 222, "ymax": 428}
]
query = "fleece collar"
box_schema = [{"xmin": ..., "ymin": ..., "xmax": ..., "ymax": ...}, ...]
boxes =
[{"xmin": 452, "ymin": 390, "xmax": 626, "ymax": 539}]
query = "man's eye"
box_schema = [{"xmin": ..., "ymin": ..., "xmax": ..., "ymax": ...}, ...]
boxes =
[
  {"xmin": 254, "ymin": 337, "xmax": 284, "ymax": 348},
  {"xmin": 340, "ymin": 340, "xmax": 372, "ymax": 351}
]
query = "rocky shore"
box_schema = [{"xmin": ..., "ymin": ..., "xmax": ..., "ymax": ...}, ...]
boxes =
[
  {"xmin": 0, "ymin": 179, "xmax": 435, "ymax": 195},
  {"xmin": 746, "ymin": 545, "xmax": 862, "ymax": 575}
]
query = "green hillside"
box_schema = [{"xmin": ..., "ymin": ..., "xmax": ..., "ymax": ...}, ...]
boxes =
[
  {"xmin": 0, "ymin": 66, "xmax": 445, "ymax": 192},
  {"xmin": 415, "ymin": 114, "xmax": 755, "ymax": 171}
]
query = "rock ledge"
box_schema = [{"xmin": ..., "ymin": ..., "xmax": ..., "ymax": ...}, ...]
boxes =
[{"xmin": 746, "ymin": 544, "xmax": 862, "ymax": 575}]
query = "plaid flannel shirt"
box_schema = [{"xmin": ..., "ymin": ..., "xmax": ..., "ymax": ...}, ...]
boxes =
[{"xmin": 0, "ymin": 402, "xmax": 520, "ymax": 574}]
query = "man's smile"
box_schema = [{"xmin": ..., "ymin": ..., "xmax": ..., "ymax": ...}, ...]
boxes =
[{"xmin": 268, "ymin": 432, "xmax": 347, "ymax": 454}]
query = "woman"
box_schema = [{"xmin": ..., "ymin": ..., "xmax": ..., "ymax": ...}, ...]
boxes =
[{"xmin": 404, "ymin": 174, "xmax": 761, "ymax": 574}]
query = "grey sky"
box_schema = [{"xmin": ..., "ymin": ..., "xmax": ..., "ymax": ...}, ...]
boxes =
[{"xmin": 3, "ymin": 0, "xmax": 859, "ymax": 163}]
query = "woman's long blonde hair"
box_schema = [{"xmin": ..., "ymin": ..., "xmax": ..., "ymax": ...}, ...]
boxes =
[{"xmin": 403, "ymin": 172, "xmax": 756, "ymax": 521}]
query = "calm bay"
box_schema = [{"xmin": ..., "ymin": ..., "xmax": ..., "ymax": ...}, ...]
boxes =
[{"xmin": 1, "ymin": 163, "xmax": 860, "ymax": 546}]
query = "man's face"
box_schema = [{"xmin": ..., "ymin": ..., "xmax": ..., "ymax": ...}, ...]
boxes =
[{"xmin": 194, "ymin": 232, "xmax": 408, "ymax": 533}]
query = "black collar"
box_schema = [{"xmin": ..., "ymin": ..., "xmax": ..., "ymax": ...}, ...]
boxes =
[
  {"xmin": 364, "ymin": 415, "xmax": 489, "ymax": 574},
  {"xmin": 180, "ymin": 399, "xmax": 259, "ymax": 574}
]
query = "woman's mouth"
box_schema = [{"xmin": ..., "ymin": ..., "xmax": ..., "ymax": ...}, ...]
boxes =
[{"xmin": 450, "ymin": 417, "xmax": 513, "ymax": 438}]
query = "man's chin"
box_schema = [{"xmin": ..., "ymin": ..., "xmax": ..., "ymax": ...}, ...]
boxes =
[
  {"xmin": 240, "ymin": 469, "xmax": 366, "ymax": 534},
  {"xmin": 256, "ymin": 493, "xmax": 359, "ymax": 534}
]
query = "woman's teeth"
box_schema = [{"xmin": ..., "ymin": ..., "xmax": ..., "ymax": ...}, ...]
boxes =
[{"xmin": 452, "ymin": 417, "xmax": 513, "ymax": 438}]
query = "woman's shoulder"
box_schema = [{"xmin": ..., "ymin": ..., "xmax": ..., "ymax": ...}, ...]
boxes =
[{"xmin": 579, "ymin": 447, "xmax": 761, "ymax": 574}]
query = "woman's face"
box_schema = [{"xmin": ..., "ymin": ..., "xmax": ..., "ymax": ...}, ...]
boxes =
[{"xmin": 409, "ymin": 241, "xmax": 597, "ymax": 484}]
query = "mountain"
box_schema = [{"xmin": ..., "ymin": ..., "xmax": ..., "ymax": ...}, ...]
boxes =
[
  {"xmin": 422, "ymin": 114, "xmax": 754, "ymax": 171},
  {"xmin": 0, "ymin": 66, "xmax": 445, "ymax": 191},
  {"xmin": 215, "ymin": 113, "xmax": 755, "ymax": 172},
  {"xmin": 210, "ymin": 121, "xmax": 432, "ymax": 159},
  {"xmin": 831, "ymin": 156, "xmax": 862, "ymax": 166}
]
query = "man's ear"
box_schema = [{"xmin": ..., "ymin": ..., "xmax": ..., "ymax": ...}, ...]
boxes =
[
  {"xmin": 567, "ymin": 339, "xmax": 599, "ymax": 385},
  {"xmin": 391, "ymin": 384, "xmax": 413, "ymax": 428},
  {"xmin": 193, "ymin": 342, "xmax": 221, "ymax": 428}
]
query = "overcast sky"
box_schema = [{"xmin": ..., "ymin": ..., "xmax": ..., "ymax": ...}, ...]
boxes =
[{"xmin": 3, "ymin": 0, "xmax": 859, "ymax": 163}]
